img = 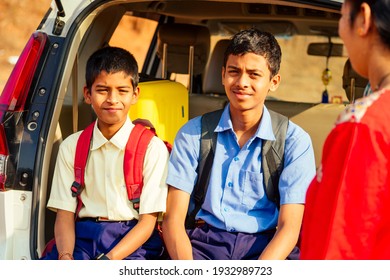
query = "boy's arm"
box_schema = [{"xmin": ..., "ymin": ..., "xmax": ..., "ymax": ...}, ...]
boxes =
[
  {"xmin": 162, "ymin": 186, "xmax": 193, "ymax": 260},
  {"xmin": 258, "ymin": 203, "xmax": 304, "ymax": 260},
  {"xmin": 105, "ymin": 212, "xmax": 158, "ymax": 260},
  {"xmin": 54, "ymin": 209, "xmax": 76, "ymax": 260},
  {"xmin": 101, "ymin": 135, "xmax": 169, "ymax": 260}
]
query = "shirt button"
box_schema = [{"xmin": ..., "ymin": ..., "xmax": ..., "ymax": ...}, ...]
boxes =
[
  {"xmin": 224, "ymin": 207, "xmax": 229, "ymax": 212},
  {"xmin": 230, "ymin": 228, "xmax": 235, "ymax": 232},
  {"xmin": 234, "ymin": 157, "xmax": 239, "ymax": 161},
  {"xmin": 228, "ymin": 182, "xmax": 233, "ymax": 187}
]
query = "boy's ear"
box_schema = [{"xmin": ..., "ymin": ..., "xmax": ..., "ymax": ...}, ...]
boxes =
[
  {"xmin": 221, "ymin": 67, "xmax": 226, "ymax": 86},
  {"xmin": 269, "ymin": 74, "xmax": 281, "ymax": 92},
  {"xmin": 131, "ymin": 86, "xmax": 140, "ymax": 105},
  {"xmin": 83, "ymin": 86, "xmax": 92, "ymax": 104}
]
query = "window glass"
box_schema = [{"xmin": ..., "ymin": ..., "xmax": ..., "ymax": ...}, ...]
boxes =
[
  {"xmin": 275, "ymin": 35, "xmax": 347, "ymax": 103},
  {"xmin": 109, "ymin": 15, "xmax": 158, "ymax": 70},
  {"xmin": 209, "ymin": 34, "xmax": 348, "ymax": 104}
]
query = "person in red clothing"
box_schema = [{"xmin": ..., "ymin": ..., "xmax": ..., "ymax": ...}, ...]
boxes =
[{"xmin": 300, "ymin": 0, "xmax": 390, "ymax": 260}]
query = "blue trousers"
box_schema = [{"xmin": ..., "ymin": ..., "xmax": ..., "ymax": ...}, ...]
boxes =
[
  {"xmin": 186, "ymin": 223, "xmax": 298, "ymax": 260},
  {"xmin": 41, "ymin": 219, "xmax": 164, "ymax": 260}
]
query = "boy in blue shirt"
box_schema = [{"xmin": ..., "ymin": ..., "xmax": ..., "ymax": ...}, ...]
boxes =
[{"xmin": 163, "ymin": 29, "xmax": 315, "ymax": 260}]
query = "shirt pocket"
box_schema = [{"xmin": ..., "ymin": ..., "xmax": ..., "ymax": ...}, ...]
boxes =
[{"xmin": 241, "ymin": 170, "xmax": 266, "ymax": 208}]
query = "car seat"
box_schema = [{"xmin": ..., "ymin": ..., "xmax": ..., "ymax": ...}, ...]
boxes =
[
  {"xmin": 202, "ymin": 39, "xmax": 230, "ymax": 95},
  {"xmin": 156, "ymin": 23, "xmax": 210, "ymax": 94},
  {"xmin": 189, "ymin": 39, "xmax": 230, "ymax": 118}
]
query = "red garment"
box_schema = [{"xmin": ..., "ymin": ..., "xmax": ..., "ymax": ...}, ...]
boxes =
[{"xmin": 300, "ymin": 90, "xmax": 390, "ymax": 259}]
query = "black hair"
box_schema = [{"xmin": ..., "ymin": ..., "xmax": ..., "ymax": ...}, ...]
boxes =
[
  {"xmin": 346, "ymin": 0, "xmax": 390, "ymax": 48},
  {"xmin": 223, "ymin": 28, "xmax": 282, "ymax": 78},
  {"xmin": 85, "ymin": 47, "xmax": 139, "ymax": 90}
]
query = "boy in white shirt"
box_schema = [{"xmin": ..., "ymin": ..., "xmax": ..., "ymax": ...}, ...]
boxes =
[{"xmin": 42, "ymin": 47, "xmax": 169, "ymax": 260}]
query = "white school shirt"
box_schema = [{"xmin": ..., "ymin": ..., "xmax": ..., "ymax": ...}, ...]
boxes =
[{"xmin": 47, "ymin": 117, "xmax": 169, "ymax": 220}]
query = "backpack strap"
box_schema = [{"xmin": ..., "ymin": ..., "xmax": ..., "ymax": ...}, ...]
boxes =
[
  {"xmin": 71, "ymin": 122, "xmax": 157, "ymax": 217},
  {"xmin": 124, "ymin": 123, "xmax": 156, "ymax": 210},
  {"xmin": 185, "ymin": 108, "xmax": 288, "ymax": 228},
  {"xmin": 261, "ymin": 110, "xmax": 289, "ymax": 208},
  {"xmin": 71, "ymin": 121, "xmax": 95, "ymax": 220},
  {"xmin": 185, "ymin": 109, "xmax": 223, "ymax": 229}
]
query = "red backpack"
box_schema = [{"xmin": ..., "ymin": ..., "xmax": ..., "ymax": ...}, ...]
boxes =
[
  {"xmin": 70, "ymin": 121, "xmax": 171, "ymax": 217},
  {"xmin": 42, "ymin": 120, "xmax": 171, "ymax": 257}
]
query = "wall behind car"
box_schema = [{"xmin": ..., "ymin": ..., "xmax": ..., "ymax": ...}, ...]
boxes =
[
  {"xmin": 0, "ymin": 0, "xmax": 51, "ymax": 92},
  {"xmin": 0, "ymin": 1, "xmax": 157, "ymax": 94}
]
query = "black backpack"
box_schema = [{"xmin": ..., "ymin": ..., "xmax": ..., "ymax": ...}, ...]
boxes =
[{"xmin": 185, "ymin": 108, "xmax": 289, "ymax": 229}]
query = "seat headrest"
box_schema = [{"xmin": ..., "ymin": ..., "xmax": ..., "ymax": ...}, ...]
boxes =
[
  {"xmin": 342, "ymin": 59, "xmax": 368, "ymax": 102},
  {"xmin": 202, "ymin": 39, "xmax": 230, "ymax": 95},
  {"xmin": 157, "ymin": 23, "xmax": 210, "ymax": 75}
]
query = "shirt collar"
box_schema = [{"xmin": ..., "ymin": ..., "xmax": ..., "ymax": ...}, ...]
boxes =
[
  {"xmin": 91, "ymin": 117, "xmax": 133, "ymax": 150},
  {"xmin": 215, "ymin": 103, "xmax": 275, "ymax": 141}
]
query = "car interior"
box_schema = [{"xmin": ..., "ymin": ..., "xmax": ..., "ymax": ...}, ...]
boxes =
[{"xmin": 38, "ymin": 1, "xmax": 369, "ymax": 257}]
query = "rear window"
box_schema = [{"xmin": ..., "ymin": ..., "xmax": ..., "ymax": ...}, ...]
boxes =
[
  {"xmin": 108, "ymin": 14, "xmax": 348, "ymax": 104},
  {"xmin": 275, "ymin": 35, "xmax": 346, "ymax": 103},
  {"xmin": 109, "ymin": 15, "xmax": 158, "ymax": 70}
]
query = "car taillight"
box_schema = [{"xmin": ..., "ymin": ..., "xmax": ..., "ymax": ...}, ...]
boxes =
[
  {"xmin": 0, "ymin": 32, "xmax": 47, "ymax": 117},
  {"xmin": 0, "ymin": 125, "xmax": 8, "ymax": 191},
  {"xmin": 0, "ymin": 31, "xmax": 47, "ymax": 191}
]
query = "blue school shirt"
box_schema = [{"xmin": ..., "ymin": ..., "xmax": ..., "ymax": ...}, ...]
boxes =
[{"xmin": 166, "ymin": 105, "xmax": 315, "ymax": 233}]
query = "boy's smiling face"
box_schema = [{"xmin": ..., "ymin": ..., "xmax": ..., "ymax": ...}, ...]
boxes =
[
  {"xmin": 222, "ymin": 52, "xmax": 280, "ymax": 114},
  {"xmin": 83, "ymin": 70, "xmax": 139, "ymax": 139}
]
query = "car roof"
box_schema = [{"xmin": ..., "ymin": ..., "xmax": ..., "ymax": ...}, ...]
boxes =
[{"xmin": 41, "ymin": 0, "xmax": 342, "ymax": 39}]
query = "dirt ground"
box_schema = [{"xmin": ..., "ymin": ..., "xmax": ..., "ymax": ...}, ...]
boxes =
[{"xmin": 0, "ymin": 0, "xmax": 51, "ymax": 92}]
